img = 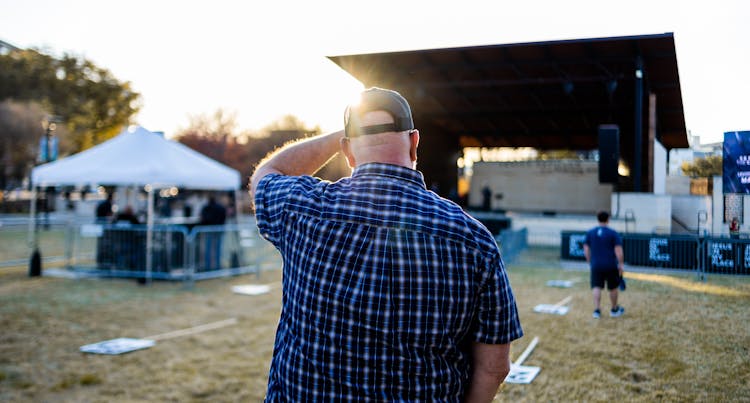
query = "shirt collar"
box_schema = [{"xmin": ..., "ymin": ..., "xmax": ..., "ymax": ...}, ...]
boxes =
[{"xmin": 351, "ymin": 163, "xmax": 426, "ymax": 189}]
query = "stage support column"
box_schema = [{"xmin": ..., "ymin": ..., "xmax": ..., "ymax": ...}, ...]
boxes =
[
  {"xmin": 634, "ymin": 56, "xmax": 644, "ymax": 192},
  {"xmin": 418, "ymin": 129, "xmax": 459, "ymax": 197},
  {"xmin": 648, "ymin": 92, "xmax": 657, "ymax": 192}
]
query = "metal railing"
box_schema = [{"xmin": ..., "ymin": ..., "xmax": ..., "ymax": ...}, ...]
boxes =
[
  {"xmin": 0, "ymin": 218, "xmax": 69, "ymax": 268},
  {"xmin": 1, "ymin": 216, "xmax": 279, "ymax": 281},
  {"xmin": 73, "ymin": 223, "xmax": 189, "ymax": 280},
  {"xmin": 497, "ymin": 227, "xmax": 528, "ymax": 263},
  {"xmin": 561, "ymin": 231, "xmax": 750, "ymax": 278}
]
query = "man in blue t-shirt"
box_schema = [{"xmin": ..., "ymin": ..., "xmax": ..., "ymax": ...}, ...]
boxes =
[{"xmin": 583, "ymin": 211, "xmax": 625, "ymax": 318}]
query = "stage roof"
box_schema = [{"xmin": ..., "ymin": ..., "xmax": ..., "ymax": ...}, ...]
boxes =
[{"xmin": 329, "ymin": 33, "xmax": 688, "ymax": 151}]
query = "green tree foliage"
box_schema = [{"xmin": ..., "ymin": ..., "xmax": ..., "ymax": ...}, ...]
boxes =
[
  {"xmin": 681, "ymin": 155, "xmax": 722, "ymax": 178},
  {"xmin": 0, "ymin": 48, "xmax": 141, "ymax": 154}
]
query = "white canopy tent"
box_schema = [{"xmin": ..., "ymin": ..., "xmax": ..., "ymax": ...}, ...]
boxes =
[
  {"xmin": 32, "ymin": 125, "xmax": 241, "ymax": 189},
  {"xmin": 29, "ymin": 126, "xmax": 242, "ymax": 280}
]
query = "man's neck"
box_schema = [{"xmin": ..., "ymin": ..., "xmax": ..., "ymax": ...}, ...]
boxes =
[{"xmin": 356, "ymin": 157, "xmax": 414, "ymax": 169}]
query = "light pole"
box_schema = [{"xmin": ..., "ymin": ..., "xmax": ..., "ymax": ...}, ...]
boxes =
[
  {"xmin": 42, "ymin": 121, "xmax": 57, "ymax": 230},
  {"xmin": 44, "ymin": 122, "xmax": 56, "ymax": 163},
  {"xmin": 29, "ymin": 117, "xmax": 60, "ymax": 277}
]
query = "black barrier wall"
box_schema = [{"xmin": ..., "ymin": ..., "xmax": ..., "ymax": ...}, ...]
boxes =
[{"xmin": 561, "ymin": 231, "xmax": 750, "ymax": 275}]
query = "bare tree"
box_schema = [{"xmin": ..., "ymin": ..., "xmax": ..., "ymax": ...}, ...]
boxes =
[{"xmin": 0, "ymin": 100, "xmax": 48, "ymax": 189}]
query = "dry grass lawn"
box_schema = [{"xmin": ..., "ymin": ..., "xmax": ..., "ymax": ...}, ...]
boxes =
[{"xmin": 1, "ymin": 248, "xmax": 749, "ymax": 402}]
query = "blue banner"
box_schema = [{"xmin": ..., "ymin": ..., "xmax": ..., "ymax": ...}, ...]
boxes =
[
  {"xmin": 38, "ymin": 136, "xmax": 58, "ymax": 162},
  {"xmin": 723, "ymin": 131, "xmax": 750, "ymax": 193}
]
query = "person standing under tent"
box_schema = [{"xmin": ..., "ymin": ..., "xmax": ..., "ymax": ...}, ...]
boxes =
[
  {"xmin": 95, "ymin": 193, "xmax": 113, "ymax": 223},
  {"xmin": 199, "ymin": 196, "xmax": 227, "ymax": 270}
]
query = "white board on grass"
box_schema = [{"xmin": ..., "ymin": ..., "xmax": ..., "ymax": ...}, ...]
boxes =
[
  {"xmin": 546, "ymin": 279, "xmax": 575, "ymax": 288},
  {"xmin": 80, "ymin": 318, "xmax": 237, "ymax": 355},
  {"xmin": 505, "ymin": 363, "xmax": 542, "ymax": 384},
  {"xmin": 505, "ymin": 336, "xmax": 541, "ymax": 384},
  {"xmin": 231, "ymin": 284, "xmax": 271, "ymax": 295},
  {"xmin": 80, "ymin": 338, "xmax": 155, "ymax": 355},
  {"xmin": 533, "ymin": 304, "xmax": 570, "ymax": 315},
  {"xmin": 533, "ymin": 295, "xmax": 572, "ymax": 315}
]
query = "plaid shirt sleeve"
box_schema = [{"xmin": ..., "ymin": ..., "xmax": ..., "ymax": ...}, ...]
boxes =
[
  {"xmin": 473, "ymin": 250, "xmax": 524, "ymax": 344},
  {"xmin": 254, "ymin": 173, "xmax": 300, "ymax": 246}
]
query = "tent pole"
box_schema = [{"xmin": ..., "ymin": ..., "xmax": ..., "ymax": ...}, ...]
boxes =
[
  {"xmin": 234, "ymin": 189, "xmax": 242, "ymax": 224},
  {"xmin": 28, "ymin": 187, "xmax": 37, "ymax": 247},
  {"xmin": 232, "ymin": 189, "xmax": 244, "ymax": 268},
  {"xmin": 28, "ymin": 187, "xmax": 42, "ymax": 277},
  {"xmin": 145, "ymin": 186, "xmax": 154, "ymax": 285}
]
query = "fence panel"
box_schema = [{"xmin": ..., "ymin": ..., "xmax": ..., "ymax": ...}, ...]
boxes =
[
  {"xmin": 561, "ymin": 231, "xmax": 703, "ymax": 274},
  {"xmin": 497, "ymin": 228, "xmax": 528, "ymax": 263},
  {"xmin": 562, "ymin": 231, "xmax": 750, "ymax": 277},
  {"xmin": 622, "ymin": 234, "xmax": 700, "ymax": 271},
  {"xmin": 68, "ymin": 223, "xmax": 189, "ymax": 280},
  {"xmin": 703, "ymin": 237, "xmax": 750, "ymax": 275},
  {"xmin": 187, "ymin": 224, "xmax": 274, "ymax": 281},
  {"xmin": 0, "ymin": 218, "xmax": 69, "ymax": 269},
  {"xmin": 2, "ymin": 216, "xmax": 281, "ymax": 281}
]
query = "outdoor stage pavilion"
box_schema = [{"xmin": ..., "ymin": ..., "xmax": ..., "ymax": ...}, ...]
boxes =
[{"xmin": 328, "ymin": 32, "xmax": 689, "ymax": 196}]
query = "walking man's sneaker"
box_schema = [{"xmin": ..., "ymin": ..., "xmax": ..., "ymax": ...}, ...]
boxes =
[
  {"xmin": 610, "ymin": 305, "xmax": 625, "ymax": 317},
  {"xmin": 592, "ymin": 309, "xmax": 601, "ymax": 319}
]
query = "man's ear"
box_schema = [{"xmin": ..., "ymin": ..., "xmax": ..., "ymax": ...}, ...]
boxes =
[
  {"xmin": 340, "ymin": 137, "xmax": 356, "ymax": 168},
  {"xmin": 409, "ymin": 130, "xmax": 420, "ymax": 162}
]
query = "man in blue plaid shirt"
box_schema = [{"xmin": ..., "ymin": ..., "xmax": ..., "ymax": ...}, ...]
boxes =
[{"xmin": 250, "ymin": 87, "xmax": 523, "ymax": 402}]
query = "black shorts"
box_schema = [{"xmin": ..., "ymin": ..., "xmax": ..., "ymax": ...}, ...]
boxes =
[{"xmin": 591, "ymin": 268, "xmax": 620, "ymax": 290}]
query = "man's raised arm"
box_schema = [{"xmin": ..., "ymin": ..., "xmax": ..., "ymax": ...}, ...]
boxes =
[{"xmin": 249, "ymin": 129, "xmax": 345, "ymax": 198}]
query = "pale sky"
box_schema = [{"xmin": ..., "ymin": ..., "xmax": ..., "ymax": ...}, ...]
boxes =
[{"xmin": 1, "ymin": 0, "xmax": 748, "ymax": 145}]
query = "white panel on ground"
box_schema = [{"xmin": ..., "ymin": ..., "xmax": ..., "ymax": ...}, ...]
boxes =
[
  {"xmin": 505, "ymin": 364, "xmax": 542, "ymax": 384},
  {"xmin": 504, "ymin": 336, "xmax": 541, "ymax": 384},
  {"xmin": 533, "ymin": 296, "xmax": 572, "ymax": 315},
  {"xmin": 80, "ymin": 318, "xmax": 237, "ymax": 354},
  {"xmin": 80, "ymin": 338, "xmax": 155, "ymax": 355},
  {"xmin": 533, "ymin": 304, "xmax": 570, "ymax": 315},
  {"xmin": 232, "ymin": 284, "xmax": 271, "ymax": 295},
  {"xmin": 546, "ymin": 279, "xmax": 575, "ymax": 288}
]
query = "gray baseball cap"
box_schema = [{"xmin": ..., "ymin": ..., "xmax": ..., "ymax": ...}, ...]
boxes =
[{"xmin": 344, "ymin": 87, "xmax": 414, "ymax": 137}]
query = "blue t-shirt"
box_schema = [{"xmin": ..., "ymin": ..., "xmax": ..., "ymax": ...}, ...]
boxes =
[{"xmin": 584, "ymin": 225, "xmax": 622, "ymax": 271}]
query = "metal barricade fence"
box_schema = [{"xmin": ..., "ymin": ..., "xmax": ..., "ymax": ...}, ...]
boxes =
[
  {"xmin": 561, "ymin": 231, "xmax": 750, "ymax": 278},
  {"xmin": 621, "ymin": 233, "xmax": 701, "ymax": 273},
  {"xmin": 0, "ymin": 219, "xmax": 70, "ymax": 268},
  {"xmin": 526, "ymin": 228, "xmax": 562, "ymax": 247},
  {"xmin": 68, "ymin": 223, "xmax": 189, "ymax": 280},
  {"xmin": 497, "ymin": 227, "xmax": 528, "ymax": 263},
  {"xmin": 15, "ymin": 218, "xmax": 750, "ymax": 280},
  {"xmin": 185, "ymin": 224, "xmax": 278, "ymax": 282},
  {"xmin": 56, "ymin": 219, "xmax": 279, "ymax": 281},
  {"xmin": 702, "ymin": 237, "xmax": 750, "ymax": 276}
]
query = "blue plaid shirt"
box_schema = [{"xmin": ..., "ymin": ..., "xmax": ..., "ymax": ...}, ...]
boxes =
[{"xmin": 255, "ymin": 163, "xmax": 522, "ymax": 402}]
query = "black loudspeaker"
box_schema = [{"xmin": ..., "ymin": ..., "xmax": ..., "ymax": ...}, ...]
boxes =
[{"xmin": 598, "ymin": 124, "xmax": 620, "ymax": 184}]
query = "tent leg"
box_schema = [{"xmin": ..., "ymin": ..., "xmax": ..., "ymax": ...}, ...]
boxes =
[
  {"xmin": 28, "ymin": 187, "xmax": 42, "ymax": 277},
  {"xmin": 231, "ymin": 189, "xmax": 245, "ymax": 268},
  {"xmin": 145, "ymin": 187, "xmax": 154, "ymax": 285}
]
